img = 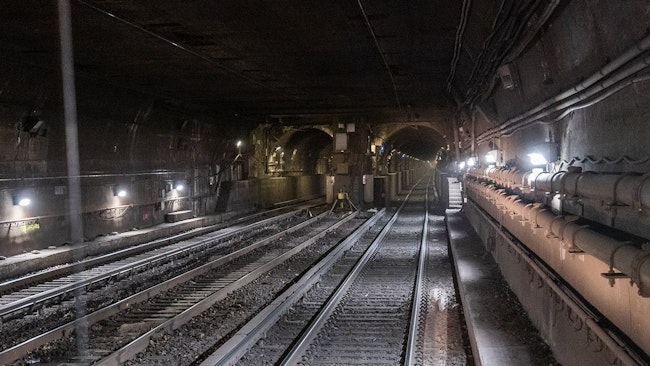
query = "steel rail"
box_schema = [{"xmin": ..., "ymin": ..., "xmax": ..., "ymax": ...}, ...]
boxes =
[
  {"xmin": 279, "ymin": 179, "xmax": 425, "ymax": 366},
  {"xmin": 95, "ymin": 212, "xmax": 357, "ymax": 366},
  {"xmin": 199, "ymin": 209, "xmax": 386, "ymax": 366},
  {"xmin": 404, "ymin": 175, "xmax": 431, "ymax": 366},
  {"xmin": 0, "ymin": 210, "xmax": 337, "ymax": 365},
  {"xmin": 0, "ymin": 203, "xmax": 316, "ymax": 293},
  {"xmin": 0, "ymin": 208, "xmax": 306, "ymax": 320}
]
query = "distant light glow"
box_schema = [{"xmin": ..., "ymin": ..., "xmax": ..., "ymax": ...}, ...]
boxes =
[
  {"xmin": 458, "ymin": 161, "xmax": 466, "ymax": 169},
  {"xmin": 236, "ymin": 140, "xmax": 242, "ymax": 147},
  {"xmin": 467, "ymin": 157, "xmax": 476, "ymax": 167},
  {"xmin": 18, "ymin": 198, "xmax": 31, "ymax": 206},
  {"xmin": 116, "ymin": 190, "xmax": 127, "ymax": 198},
  {"xmin": 484, "ymin": 150, "xmax": 497, "ymax": 163},
  {"xmin": 175, "ymin": 184, "xmax": 184, "ymax": 191},
  {"xmin": 528, "ymin": 153, "xmax": 548, "ymax": 165}
]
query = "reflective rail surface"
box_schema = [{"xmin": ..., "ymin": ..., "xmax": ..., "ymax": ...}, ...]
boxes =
[{"xmin": 198, "ymin": 177, "xmax": 435, "ymax": 366}]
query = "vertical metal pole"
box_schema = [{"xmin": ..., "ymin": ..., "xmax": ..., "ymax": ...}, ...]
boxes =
[
  {"xmin": 58, "ymin": 0, "xmax": 87, "ymax": 358},
  {"xmin": 58, "ymin": 0, "xmax": 83, "ymax": 244},
  {"xmin": 471, "ymin": 111, "xmax": 476, "ymax": 158},
  {"xmin": 452, "ymin": 116, "xmax": 460, "ymax": 162}
]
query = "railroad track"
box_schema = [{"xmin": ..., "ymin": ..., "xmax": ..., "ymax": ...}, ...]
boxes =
[
  {"xmin": 0, "ymin": 205, "xmax": 327, "ymax": 364},
  {"xmin": 0, "ymin": 204, "xmax": 311, "ymax": 292},
  {"xmin": 199, "ymin": 177, "xmax": 433, "ymax": 366},
  {"xmin": 9, "ymin": 211, "xmax": 366, "ymax": 365}
]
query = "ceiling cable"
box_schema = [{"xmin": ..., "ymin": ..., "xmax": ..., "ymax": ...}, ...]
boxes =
[
  {"xmin": 75, "ymin": 0, "xmax": 294, "ymax": 98},
  {"xmin": 357, "ymin": 0, "xmax": 402, "ymax": 111},
  {"xmin": 446, "ymin": 0, "xmax": 472, "ymax": 94}
]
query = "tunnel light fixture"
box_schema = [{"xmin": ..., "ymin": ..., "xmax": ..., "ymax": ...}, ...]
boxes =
[
  {"xmin": 174, "ymin": 183, "xmax": 184, "ymax": 192},
  {"xmin": 113, "ymin": 186, "xmax": 127, "ymax": 197},
  {"xmin": 236, "ymin": 140, "xmax": 242, "ymax": 148},
  {"xmin": 528, "ymin": 153, "xmax": 548, "ymax": 166},
  {"xmin": 13, "ymin": 194, "xmax": 31, "ymax": 206},
  {"xmin": 484, "ymin": 150, "xmax": 497, "ymax": 164},
  {"xmin": 467, "ymin": 157, "xmax": 476, "ymax": 167},
  {"xmin": 458, "ymin": 161, "xmax": 466, "ymax": 170}
]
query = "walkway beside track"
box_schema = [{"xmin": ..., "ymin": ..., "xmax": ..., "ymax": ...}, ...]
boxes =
[{"xmin": 446, "ymin": 208, "xmax": 558, "ymax": 366}]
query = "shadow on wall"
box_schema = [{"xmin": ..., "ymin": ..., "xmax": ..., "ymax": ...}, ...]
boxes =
[{"xmin": 216, "ymin": 175, "xmax": 325, "ymax": 212}]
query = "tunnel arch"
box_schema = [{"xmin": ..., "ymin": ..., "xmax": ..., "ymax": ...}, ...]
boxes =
[
  {"xmin": 375, "ymin": 125, "xmax": 446, "ymax": 172},
  {"xmin": 267, "ymin": 127, "xmax": 333, "ymax": 176}
]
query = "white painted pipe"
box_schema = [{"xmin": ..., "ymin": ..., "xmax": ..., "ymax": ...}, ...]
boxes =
[
  {"xmin": 465, "ymin": 178, "xmax": 650, "ymax": 297},
  {"xmin": 468, "ymin": 168, "xmax": 650, "ymax": 211},
  {"xmin": 468, "ymin": 198, "xmax": 641, "ymax": 366}
]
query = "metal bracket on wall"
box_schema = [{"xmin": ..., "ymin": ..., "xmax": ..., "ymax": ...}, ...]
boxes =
[{"xmin": 600, "ymin": 241, "xmax": 633, "ymax": 287}]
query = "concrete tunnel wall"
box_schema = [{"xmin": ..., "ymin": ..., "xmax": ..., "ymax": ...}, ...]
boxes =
[
  {"xmin": 0, "ymin": 55, "xmax": 343, "ymax": 257},
  {"xmin": 454, "ymin": 1, "xmax": 650, "ymax": 364}
]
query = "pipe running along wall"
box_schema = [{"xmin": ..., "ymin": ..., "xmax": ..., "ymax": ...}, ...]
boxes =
[
  {"xmin": 463, "ymin": 167, "xmax": 650, "ymax": 359},
  {"xmin": 467, "ymin": 166, "xmax": 650, "ymax": 240},
  {"xmin": 467, "ymin": 168, "xmax": 650, "ymax": 297}
]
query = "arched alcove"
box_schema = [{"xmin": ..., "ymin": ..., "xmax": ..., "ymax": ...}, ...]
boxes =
[{"xmin": 268, "ymin": 128, "xmax": 333, "ymax": 176}]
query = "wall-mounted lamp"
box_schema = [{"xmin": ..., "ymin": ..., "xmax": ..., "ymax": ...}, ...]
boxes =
[
  {"xmin": 484, "ymin": 150, "xmax": 498, "ymax": 164},
  {"xmin": 527, "ymin": 153, "xmax": 548, "ymax": 166},
  {"xmin": 236, "ymin": 140, "xmax": 243, "ymax": 156},
  {"xmin": 13, "ymin": 194, "xmax": 31, "ymax": 206},
  {"xmin": 113, "ymin": 186, "xmax": 127, "ymax": 197},
  {"xmin": 467, "ymin": 157, "xmax": 476, "ymax": 167}
]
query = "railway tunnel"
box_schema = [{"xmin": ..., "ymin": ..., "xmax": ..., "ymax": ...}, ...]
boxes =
[{"xmin": 0, "ymin": 1, "xmax": 649, "ymax": 365}]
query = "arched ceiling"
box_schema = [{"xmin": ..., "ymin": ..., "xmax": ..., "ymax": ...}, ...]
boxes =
[
  {"xmin": 284, "ymin": 128, "xmax": 332, "ymax": 152},
  {"xmin": 384, "ymin": 126, "xmax": 444, "ymax": 161}
]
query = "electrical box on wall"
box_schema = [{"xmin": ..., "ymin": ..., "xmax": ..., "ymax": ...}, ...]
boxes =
[{"xmin": 335, "ymin": 133, "xmax": 348, "ymax": 151}]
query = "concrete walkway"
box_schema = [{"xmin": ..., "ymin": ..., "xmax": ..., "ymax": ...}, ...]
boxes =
[{"xmin": 446, "ymin": 208, "xmax": 558, "ymax": 366}]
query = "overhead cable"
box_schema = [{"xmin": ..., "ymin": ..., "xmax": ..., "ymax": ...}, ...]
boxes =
[
  {"xmin": 356, "ymin": 0, "xmax": 402, "ymax": 111},
  {"xmin": 445, "ymin": 0, "xmax": 472, "ymax": 94}
]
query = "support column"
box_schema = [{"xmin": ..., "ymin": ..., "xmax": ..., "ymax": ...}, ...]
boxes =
[{"xmin": 331, "ymin": 121, "xmax": 372, "ymax": 210}]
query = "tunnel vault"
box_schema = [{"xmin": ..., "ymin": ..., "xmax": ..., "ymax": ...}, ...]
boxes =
[{"xmin": 250, "ymin": 125, "xmax": 333, "ymax": 178}]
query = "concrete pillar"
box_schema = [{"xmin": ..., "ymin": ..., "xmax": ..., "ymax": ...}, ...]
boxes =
[
  {"xmin": 326, "ymin": 175, "xmax": 335, "ymax": 204},
  {"xmin": 389, "ymin": 172, "xmax": 398, "ymax": 203},
  {"xmin": 331, "ymin": 121, "xmax": 373, "ymax": 209},
  {"xmin": 395, "ymin": 172, "xmax": 404, "ymax": 197},
  {"xmin": 373, "ymin": 176, "xmax": 388, "ymax": 207},
  {"xmin": 363, "ymin": 174, "xmax": 373, "ymax": 203}
]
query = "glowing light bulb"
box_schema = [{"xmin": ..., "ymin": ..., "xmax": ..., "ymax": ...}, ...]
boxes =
[{"xmin": 528, "ymin": 153, "xmax": 548, "ymax": 165}]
